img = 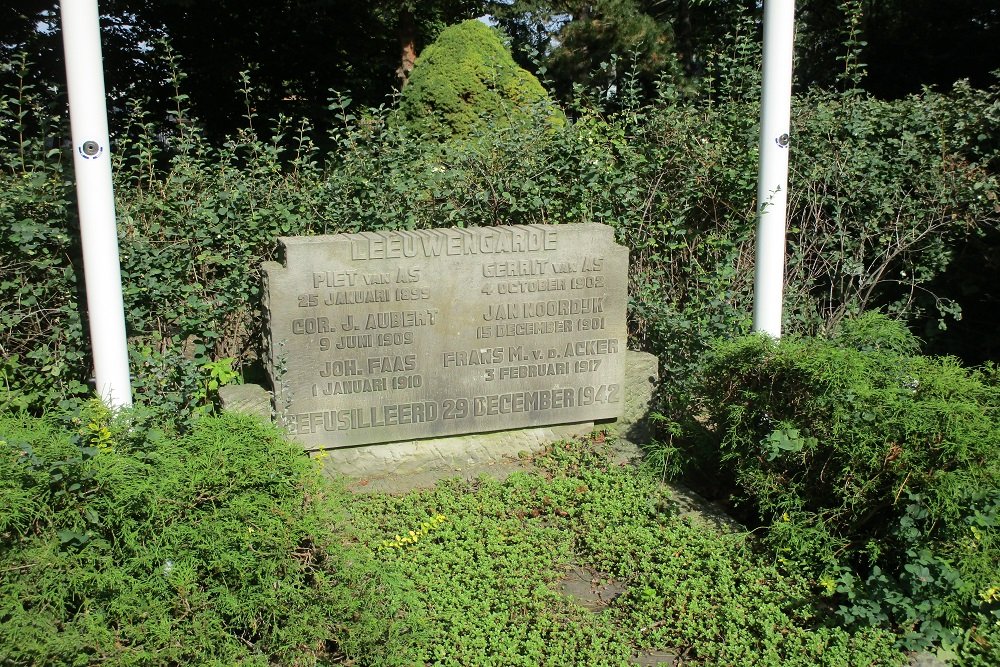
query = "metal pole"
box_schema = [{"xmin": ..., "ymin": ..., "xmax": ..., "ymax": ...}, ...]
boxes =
[
  {"xmin": 60, "ymin": 0, "xmax": 133, "ymax": 408},
  {"xmin": 752, "ymin": 0, "xmax": 795, "ymax": 338}
]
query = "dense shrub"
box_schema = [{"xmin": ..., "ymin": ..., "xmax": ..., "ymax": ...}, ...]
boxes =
[
  {"xmin": 786, "ymin": 87, "xmax": 999, "ymax": 332},
  {"xmin": 0, "ymin": 54, "xmax": 85, "ymax": 410},
  {"xmin": 394, "ymin": 19, "xmax": 563, "ymax": 139},
  {"xmin": 0, "ymin": 408, "xmax": 419, "ymax": 666},
  {"xmin": 698, "ymin": 313, "xmax": 999, "ymax": 658},
  {"xmin": 1, "ymin": 13, "xmax": 997, "ymax": 425}
]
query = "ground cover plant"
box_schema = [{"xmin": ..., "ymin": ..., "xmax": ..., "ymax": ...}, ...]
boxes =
[
  {"xmin": 0, "ymin": 408, "xmax": 418, "ymax": 666},
  {"xmin": 2, "ymin": 410, "xmax": 912, "ymax": 666},
  {"xmin": 350, "ymin": 435, "xmax": 905, "ymax": 666},
  {"xmin": 0, "ymin": 400, "xmax": 995, "ymax": 666}
]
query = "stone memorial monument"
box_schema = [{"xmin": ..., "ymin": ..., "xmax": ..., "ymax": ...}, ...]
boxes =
[{"xmin": 262, "ymin": 223, "xmax": 629, "ymax": 451}]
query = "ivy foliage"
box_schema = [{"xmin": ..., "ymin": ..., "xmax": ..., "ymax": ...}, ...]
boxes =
[{"xmin": 394, "ymin": 19, "xmax": 564, "ymax": 140}]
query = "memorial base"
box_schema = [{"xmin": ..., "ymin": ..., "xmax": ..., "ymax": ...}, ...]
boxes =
[
  {"xmin": 316, "ymin": 421, "xmax": 594, "ymax": 478},
  {"xmin": 220, "ymin": 350, "xmax": 658, "ymax": 481}
]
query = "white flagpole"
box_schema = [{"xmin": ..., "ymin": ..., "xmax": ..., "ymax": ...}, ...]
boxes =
[
  {"xmin": 752, "ymin": 0, "xmax": 795, "ymax": 338},
  {"xmin": 60, "ymin": 0, "xmax": 133, "ymax": 408}
]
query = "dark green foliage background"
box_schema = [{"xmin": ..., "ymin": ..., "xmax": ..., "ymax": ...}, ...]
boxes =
[{"xmin": 2, "ymin": 23, "xmax": 997, "ymax": 417}]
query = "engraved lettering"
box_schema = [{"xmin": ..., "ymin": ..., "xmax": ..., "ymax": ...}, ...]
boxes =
[
  {"xmin": 291, "ymin": 317, "xmax": 331, "ymax": 334},
  {"xmin": 287, "ymin": 402, "xmax": 438, "ymax": 433},
  {"xmin": 367, "ymin": 355, "xmax": 417, "ymax": 374},
  {"xmin": 312, "ymin": 271, "xmax": 357, "ymax": 288},
  {"xmin": 394, "ymin": 287, "xmax": 430, "ymax": 301},
  {"xmin": 442, "ymin": 348, "xmax": 504, "ymax": 367},
  {"xmin": 335, "ymin": 334, "xmax": 374, "ymax": 349},
  {"xmin": 364, "ymin": 309, "xmax": 438, "ymax": 329},
  {"xmin": 325, "ymin": 288, "xmax": 390, "ymax": 305},
  {"xmin": 562, "ymin": 338, "xmax": 620, "ymax": 357},
  {"xmin": 482, "ymin": 260, "xmax": 548, "ymax": 277},
  {"xmin": 319, "ymin": 359, "xmax": 361, "ymax": 377},
  {"xmin": 264, "ymin": 224, "xmax": 627, "ymax": 449}
]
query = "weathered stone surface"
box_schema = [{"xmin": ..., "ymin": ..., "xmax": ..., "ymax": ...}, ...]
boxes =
[
  {"xmin": 316, "ymin": 421, "xmax": 593, "ymax": 477},
  {"xmin": 555, "ymin": 564, "xmax": 626, "ymax": 612},
  {"xmin": 263, "ymin": 224, "xmax": 628, "ymax": 449},
  {"xmin": 310, "ymin": 351, "xmax": 658, "ymax": 478},
  {"xmin": 908, "ymin": 652, "xmax": 950, "ymax": 667},
  {"xmin": 221, "ymin": 350, "xmax": 656, "ymax": 478},
  {"xmin": 218, "ymin": 384, "xmax": 271, "ymax": 421},
  {"xmin": 631, "ymin": 649, "xmax": 681, "ymax": 666},
  {"xmin": 616, "ymin": 350, "xmax": 658, "ymax": 442}
]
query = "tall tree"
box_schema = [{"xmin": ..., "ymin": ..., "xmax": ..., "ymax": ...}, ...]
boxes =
[
  {"xmin": 862, "ymin": 0, "xmax": 1000, "ymax": 97},
  {"xmin": 127, "ymin": 0, "xmax": 400, "ymax": 137},
  {"xmin": 792, "ymin": 0, "xmax": 1000, "ymax": 95},
  {"xmin": 494, "ymin": 1, "xmax": 1000, "ymax": 103},
  {"xmin": 491, "ymin": 1, "xmax": 757, "ymax": 103},
  {"xmin": 3, "ymin": 0, "xmax": 487, "ymax": 139},
  {"xmin": 374, "ymin": 1, "xmax": 487, "ymax": 87},
  {"xmin": 136, "ymin": 0, "xmax": 487, "ymax": 135},
  {"xmin": 2, "ymin": 2, "xmax": 169, "ymax": 119}
]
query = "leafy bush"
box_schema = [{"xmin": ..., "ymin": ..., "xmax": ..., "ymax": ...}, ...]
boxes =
[
  {"xmin": 0, "ymin": 54, "xmax": 85, "ymax": 411},
  {"xmin": 698, "ymin": 313, "xmax": 1000, "ymax": 656},
  {"xmin": 786, "ymin": 87, "xmax": 999, "ymax": 333},
  {"xmin": 0, "ymin": 408, "xmax": 419, "ymax": 666},
  {"xmin": 394, "ymin": 19, "xmax": 563, "ymax": 140},
  {"xmin": 1, "ymin": 9, "xmax": 996, "ymax": 423}
]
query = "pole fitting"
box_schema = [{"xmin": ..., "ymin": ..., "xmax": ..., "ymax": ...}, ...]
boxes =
[{"xmin": 80, "ymin": 140, "xmax": 103, "ymax": 158}]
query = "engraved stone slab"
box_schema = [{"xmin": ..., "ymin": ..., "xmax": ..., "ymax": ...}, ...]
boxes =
[{"xmin": 263, "ymin": 223, "xmax": 627, "ymax": 449}]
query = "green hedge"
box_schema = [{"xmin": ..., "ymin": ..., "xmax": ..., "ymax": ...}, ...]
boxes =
[{"xmin": 699, "ymin": 313, "xmax": 1000, "ymax": 658}]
